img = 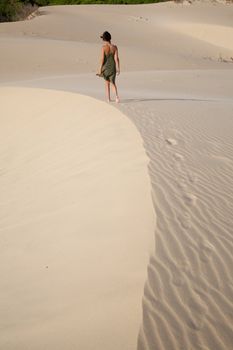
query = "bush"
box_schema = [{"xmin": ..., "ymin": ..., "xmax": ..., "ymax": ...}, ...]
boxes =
[
  {"xmin": 41, "ymin": 0, "xmax": 168, "ymax": 4},
  {"xmin": 19, "ymin": 0, "xmax": 49, "ymax": 4},
  {"xmin": 0, "ymin": 0, "xmax": 40, "ymax": 22},
  {"xmin": 0, "ymin": 0, "xmax": 22, "ymax": 21},
  {"xmin": 34, "ymin": 0, "xmax": 49, "ymax": 5}
]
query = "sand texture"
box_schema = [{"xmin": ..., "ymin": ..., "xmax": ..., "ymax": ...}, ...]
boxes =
[
  {"xmin": 0, "ymin": 1, "xmax": 233, "ymax": 349},
  {"xmin": 0, "ymin": 87, "xmax": 154, "ymax": 350}
]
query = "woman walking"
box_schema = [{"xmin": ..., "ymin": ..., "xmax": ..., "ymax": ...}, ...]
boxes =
[{"xmin": 97, "ymin": 31, "xmax": 120, "ymax": 103}]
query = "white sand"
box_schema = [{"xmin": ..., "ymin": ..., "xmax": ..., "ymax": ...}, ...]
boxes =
[
  {"xmin": 1, "ymin": 1, "xmax": 233, "ymax": 349},
  {"xmin": 0, "ymin": 87, "xmax": 154, "ymax": 349}
]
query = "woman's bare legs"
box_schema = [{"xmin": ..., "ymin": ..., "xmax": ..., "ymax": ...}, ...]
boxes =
[
  {"xmin": 105, "ymin": 80, "xmax": 111, "ymax": 102},
  {"xmin": 111, "ymin": 82, "xmax": 120, "ymax": 103},
  {"xmin": 105, "ymin": 80, "xmax": 120, "ymax": 103}
]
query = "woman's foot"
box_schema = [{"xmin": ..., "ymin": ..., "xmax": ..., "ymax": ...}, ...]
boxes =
[{"xmin": 116, "ymin": 96, "xmax": 120, "ymax": 103}]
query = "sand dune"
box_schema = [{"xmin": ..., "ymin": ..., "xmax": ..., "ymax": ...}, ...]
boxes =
[
  {"xmin": 1, "ymin": 1, "xmax": 233, "ymax": 349},
  {"xmin": 1, "ymin": 1, "xmax": 233, "ymax": 82},
  {"xmin": 0, "ymin": 87, "xmax": 154, "ymax": 349},
  {"xmin": 169, "ymin": 22, "xmax": 233, "ymax": 52}
]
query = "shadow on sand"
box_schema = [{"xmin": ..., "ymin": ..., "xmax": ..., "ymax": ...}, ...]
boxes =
[{"xmin": 119, "ymin": 97, "xmax": 217, "ymax": 104}]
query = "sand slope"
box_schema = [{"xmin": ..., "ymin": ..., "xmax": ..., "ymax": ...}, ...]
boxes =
[
  {"xmin": 0, "ymin": 87, "xmax": 154, "ymax": 350},
  {"xmin": 119, "ymin": 95, "xmax": 233, "ymax": 350}
]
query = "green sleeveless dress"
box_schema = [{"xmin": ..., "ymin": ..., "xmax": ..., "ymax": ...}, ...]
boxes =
[{"xmin": 101, "ymin": 51, "xmax": 116, "ymax": 84}]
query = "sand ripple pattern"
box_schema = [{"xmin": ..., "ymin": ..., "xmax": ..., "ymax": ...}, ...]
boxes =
[{"xmin": 119, "ymin": 99, "xmax": 233, "ymax": 350}]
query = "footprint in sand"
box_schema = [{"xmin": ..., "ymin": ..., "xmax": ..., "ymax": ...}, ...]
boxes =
[
  {"xmin": 187, "ymin": 171, "xmax": 198, "ymax": 184},
  {"xmin": 199, "ymin": 239, "xmax": 215, "ymax": 263},
  {"xmin": 171, "ymin": 262, "xmax": 190, "ymax": 287},
  {"xmin": 173, "ymin": 153, "xmax": 184, "ymax": 161},
  {"xmin": 188, "ymin": 309, "xmax": 207, "ymax": 331},
  {"xmin": 183, "ymin": 193, "xmax": 197, "ymax": 206},
  {"xmin": 172, "ymin": 271, "xmax": 185, "ymax": 287},
  {"xmin": 166, "ymin": 138, "xmax": 177, "ymax": 146},
  {"xmin": 176, "ymin": 176, "xmax": 188, "ymax": 190},
  {"xmin": 187, "ymin": 294, "xmax": 208, "ymax": 331},
  {"xmin": 178, "ymin": 212, "xmax": 192, "ymax": 229},
  {"xmin": 173, "ymin": 153, "xmax": 185, "ymax": 172},
  {"xmin": 128, "ymin": 16, "xmax": 149, "ymax": 22}
]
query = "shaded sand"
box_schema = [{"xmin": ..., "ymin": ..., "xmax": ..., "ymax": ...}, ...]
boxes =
[
  {"xmin": 1, "ymin": 1, "xmax": 233, "ymax": 350},
  {"xmin": 0, "ymin": 87, "xmax": 154, "ymax": 350},
  {"xmin": 119, "ymin": 95, "xmax": 233, "ymax": 350}
]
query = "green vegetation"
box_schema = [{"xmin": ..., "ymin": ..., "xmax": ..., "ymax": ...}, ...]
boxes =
[
  {"xmin": 0, "ymin": 0, "xmax": 168, "ymax": 22},
  {"xmin": 0, "ymin": 1, "xmax": 40, "ymax": 22},
  {"xmin": 0, "ymin": 1, "xmax": 21, "ymax": 22},
  {"xmin": 47, "ymin": 0, "xmax": 167, "ymax": 4}
]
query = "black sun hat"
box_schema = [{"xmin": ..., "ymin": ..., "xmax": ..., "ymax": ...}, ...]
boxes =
[{"xmin": 100, "ymin": 31, "xmax": 111, "ymax": 41}]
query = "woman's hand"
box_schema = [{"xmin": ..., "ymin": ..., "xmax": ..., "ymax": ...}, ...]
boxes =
[{"xmin": 117, "ymin": 69, "xmax": 120, "ymax": 75}]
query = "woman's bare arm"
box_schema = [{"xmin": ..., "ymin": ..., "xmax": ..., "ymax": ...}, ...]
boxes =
[{"xmin": 114, "ymin": 46, "xmax": 120, "ymax": 74}]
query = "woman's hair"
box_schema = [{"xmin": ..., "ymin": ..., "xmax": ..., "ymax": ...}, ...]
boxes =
[{"xmin": 100, "ymin": 31, "xmax": 111, "ymax": 42}]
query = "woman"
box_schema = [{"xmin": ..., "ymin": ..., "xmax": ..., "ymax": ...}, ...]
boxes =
[{"xmin": 97, "ymin": 31, "xmax": 120, "ymax": 103}]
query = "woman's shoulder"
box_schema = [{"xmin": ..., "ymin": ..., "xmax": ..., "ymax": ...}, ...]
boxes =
[
  {"xmin": 111, "ymin": 44, "xmax": 118, "ymax": 50},
  {"xmin": 102, "ymin": 44, "xmax": 117, "ymax": 49},
  {"xmin": 102, "ymin": 43, "xmax": 118, "ymax": 54}
]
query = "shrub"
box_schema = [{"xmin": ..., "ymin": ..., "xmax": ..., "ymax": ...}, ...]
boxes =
[{"xmin": 0, "ymin": 0, "xmax": 22, "ymax": 21}]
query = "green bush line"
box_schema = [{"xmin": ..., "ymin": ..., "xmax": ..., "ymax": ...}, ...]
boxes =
[
  {"xmin": 0, "ymin": 0, "xmax": 168, "ymax": 22},
  {"xmin": 43, "ymin": 0, "xmax": 168, "ymax": 4}
]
